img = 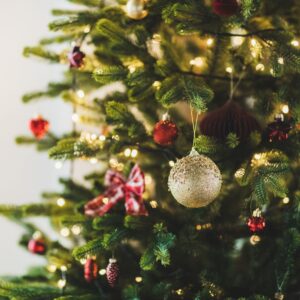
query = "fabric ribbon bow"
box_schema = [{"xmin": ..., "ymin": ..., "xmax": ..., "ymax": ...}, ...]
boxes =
[{"xmin": 85, "ymin": 164, "xmax": 148, "ymax": 217}]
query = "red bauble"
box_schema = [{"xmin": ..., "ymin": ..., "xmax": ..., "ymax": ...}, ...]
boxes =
[
  {"xmin": 68, "ymin": 46, "xmax": 85, "ymax": 68},
  {"xmin": 106, "ymin": 258, "xmax": 119, "ymax": 287},
  {"xmin": 200, "ymin": 101, "xmax": 260, "ymax": 141},
  {"xmin": 28, "ymin": 239, "xmax": 46, "ymax": 255},
  {"xmin": 212, "ymin": 0, "xmax": 239, "ymax": 17},
  {"xmin": 84, "ymin": 258, "xmax": 98, "ymax": 283},
  {"xmin": 267, "ymin": 114, "xmax": 293, "ymax": 142},
  {"xmin": 247, "ymin": 216, "xmax": 266, "ymax": 233},
  {"xmin": 153, "ymin": 117, "xmax": 178, "ymax": 146},
  {"xmin": 29, "ymin": 116, "xmax": 49, "ymax": 139}
]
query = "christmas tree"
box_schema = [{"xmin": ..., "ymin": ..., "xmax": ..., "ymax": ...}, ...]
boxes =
[{"xmin": 1, "ymin": 0, "xmax": 300, "ymax": 299}]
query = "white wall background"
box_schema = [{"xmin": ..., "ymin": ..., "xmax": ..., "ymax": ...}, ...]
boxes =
[{"xmin": 0, "ymin": 0, "xmax": 74, "ymax": 274}]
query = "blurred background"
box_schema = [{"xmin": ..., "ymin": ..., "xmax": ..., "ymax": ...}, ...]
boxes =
[{"xmin": 0, "ymin": 0, "xmax": 73, "ymax": 274}]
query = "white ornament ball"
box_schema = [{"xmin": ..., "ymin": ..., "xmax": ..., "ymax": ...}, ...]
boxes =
[
  {"xmin": 126, "ymin": 0, "xmax": 148, "ymax": 20},
  {"xmin": 168, "ymin": 148, "xmax": 222, "ymax": 208}
]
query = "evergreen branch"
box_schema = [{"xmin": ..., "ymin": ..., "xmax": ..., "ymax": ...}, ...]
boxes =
[
  {"xmin": 23, "ymin": 47, "xmax": 60, "ymax": 62},
  {"xmin": 0, "ymin": 203, "xmax": 74, "ymax": 218},
  {"xmin": 72, "ymin": 238, "xmax": 104, "ymax": 260},
  {"xmin": 203, "ymin": 28, "xmax": 285, "ymax": 37},
  {"xmin": 0, "ymin": 280, "xmax": 63, "ymax": 299}
]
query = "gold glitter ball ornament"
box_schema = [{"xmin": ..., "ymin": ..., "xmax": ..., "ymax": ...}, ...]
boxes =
[
  {"xmin": 168, "ymin": 148, "xmax": 222, "ymax": 208},
  {"xmin": 125, "ymin": 0, "xmax": 148, "ymax": 20}
]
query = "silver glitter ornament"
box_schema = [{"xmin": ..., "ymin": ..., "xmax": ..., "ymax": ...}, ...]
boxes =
[
  {"xmin": 126, "ymin": 0, "xmax": 148, "ymax": 20},
  {"xmin": 168, "ymin": 148, "xmax": 222, "ymax": 208}
]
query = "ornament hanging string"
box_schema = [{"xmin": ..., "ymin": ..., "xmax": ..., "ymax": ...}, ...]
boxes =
[
  {"xmin": 69, "ymin": 25, "xmax": 95, "ymax": 177},
  {"xmin": 229, "ymin": 67, "xmax": 247, "ymax": 100},
  {"xmin": 275, "ymin": 268, "xmax": 290, "ymax": 296},
  {"xmin": 190, "ymin": 103, "xmax": 200, "ymax": 148}
]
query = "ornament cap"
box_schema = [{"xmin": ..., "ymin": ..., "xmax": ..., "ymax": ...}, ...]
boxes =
[
  {"xmin": 162, "ymin": 112, "xmax": 170, "ymax": 121},
  {"xmin": 189, "ymin": 147, "xmax": 199, "ymax": 157},
  {"xmin": 275, "ymin": 113, "xmax": 284, "ymax": 122},
  {"xmin": 109, "ymin": 258, "xmax": 117, "ymax": 263},
  {"xmin": 252, "ymin": 208, "xmax": 262, "ymax": 217}
]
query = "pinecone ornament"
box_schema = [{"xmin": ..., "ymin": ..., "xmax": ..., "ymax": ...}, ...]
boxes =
[{"xmin": 106, "ymin": 258, "xmax": 119, "ymax": 287}]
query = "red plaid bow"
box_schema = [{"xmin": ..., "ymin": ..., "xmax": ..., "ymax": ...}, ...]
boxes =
[{"xmin": 85, "ymin": 164, "xmax": 148, "ymax": 217}]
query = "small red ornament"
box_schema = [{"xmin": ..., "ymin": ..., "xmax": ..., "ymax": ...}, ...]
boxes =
[
  {"xmin": 247, "ymin": 216, "xmax": 266, "ymax": 233},
  {"xmin": 247, "ymin": 209, "xmax": 266, "ymax": 233},
  {"xmin": 106, "ymin": 258, "xmax": 119, "ymax": 287},
  {"xmin": 68, "ymin": 46, "xmax": 85, "ymax": 68},
  {"xmin": 267, "ymin": 114, "xmax": 293, "ymax": 142},
  {"xmin": 29, "ymin": 116, "xmax": 49, "ymax": 139},
  {"xmin": 28, "ymin": 239, "xmax": 46, "ymax": 255},
  {"xmin": 84, "ymin": 258, "xmax": 98, "ymax": 283},
  {"xmin": 153, "ymin": 114, "xmax": 178, "ymax": 146},
  {"xmin": 212, "ymin": 0, "xmax": 239, "ymax": 17}
]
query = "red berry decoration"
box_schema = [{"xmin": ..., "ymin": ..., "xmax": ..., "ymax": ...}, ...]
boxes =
[
  {"xmin": 28, "ymin": 239, "xmax": 46, "ymax": 255},
  {"xmin": 212, "ymin": 0, "xmax": 239, "ymax": 17},
  {"xmin": 267, "ymin": 114, "xmax": 293, "ymax": 142},
  {"xmin": 106, "ymin": 258, "xmax": 119, "ymax": 287},
  {"xmin": 247, "ymin": 209, "xmax": 266, "ymax": 233},
  {"xmin": 153, "ymin": 114, "xmax": 178, "ymax": 146},
  {"xmin": 200, "ymin": 101, "xmax": 260, "ymax": 141},
  {"xmin": 84, "ymin": 258, "xmax": 98, "ymax": 283},
  {"xmin": 68, "ymin": 46, "xmax": 85, "ymax": 68},
  {"xmin": 29, "ymin": 116, "xmax": 49, "ymax": 139}
]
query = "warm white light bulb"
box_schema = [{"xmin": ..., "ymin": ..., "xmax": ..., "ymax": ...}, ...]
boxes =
[
  {"xmin": 124, "ymin": 148, "xmax": 131, "ymax": 157},
  {"xmin": 47, "ymin": 265, "xmax": 57, "ymax": 273},
  {"xmin": 206, "ymin": 38, "xmax": 214, "ymax": 46},
  {"xmin": 99, "ymin": 135, "xmax": 106, "ymax": 141},
  {"xmin": 57, "ymin": 279, "xmax": 67, "ymax": 289},
  {"xmin": 281, "ymin": 104, "xmax": 289, "ymax": 114},
  {"xmin": 89, "ymin": 158, "xmax": 98, "ymax": 164},
  {"xmin": 76, "ymin": 89, "xmax": 85, "ymax": 98},
  {"xmin": 71, "ymin": 225, "xmax": 82, "ymax": 235},
  {"xmin": 150, "ymin": 200, "xmax": 158, "ymax": 208},
  {"xmin": 60, "ymin": 265, "xmax": 68, "ymax": 272},
  {"xmin": 99, "ymin": 269, "xmax": 106, "ymax": 275},
  {"xmin": 169, "ymin": 161, "xmax": 175, "ymax": 167},
  {"xmin": 60, "ymin": 227, "xmax": 70, "ymax": 237},
  {"xmin": 282, "ymin": 197, "xmax": 290, "ymax": 204},
  {"xmin": 226, "ymin": 67, "xmax": 233, "ymax": 74},
  {"xmin": 131, "ymin": 149, "xmax": 138, "ymax": 158},
  {"xmin": 72, "ymin": 113, "xmax": 79, "ymax": 123},
  {"xmin": 255, "ymin": 63, "xmax": 265, "ymax": 71},
  {"xmin": 55, "ymin": 161, "xmax": 63, "ymax": 169},
  {"xmin": 250, "ymin": 38, "xmax": 257, "ymax": 47},
  {"xmin": 57, "ymin": 197, "xmax": 66, "ymax": 207},
  {"xmin": 190, "ymin": 57, "xmax": 204, "ymax": 67},
  {"xmin": 278, "ymin": 57, "xmax": 284, "ymax": 65}
]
